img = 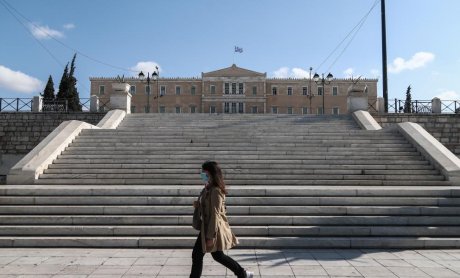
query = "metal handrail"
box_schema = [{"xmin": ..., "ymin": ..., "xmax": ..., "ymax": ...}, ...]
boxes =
[{"xmin": 0, "ymin": 98, "xmax": 33, "ymax": 112}]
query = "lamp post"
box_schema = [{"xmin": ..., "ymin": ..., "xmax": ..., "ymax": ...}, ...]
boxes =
[
  {"xmin": 308, "ymin": 67, "xmax": 314, "ymax": 114},
  {"xmin": 138, "ymin": 66, "xmax": 160, "ymax": 113},
  {"xmin": 313, "ymin": 72, "xmax": 333, "ymax": 115}
]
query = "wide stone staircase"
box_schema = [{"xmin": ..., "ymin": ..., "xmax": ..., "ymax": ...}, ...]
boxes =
[{"xmin": 1, "ymin": 114, "xmax": 460, "ymax": 248}]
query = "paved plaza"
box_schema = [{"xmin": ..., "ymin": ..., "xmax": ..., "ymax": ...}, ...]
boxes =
[{"xmin": 0, "ymin": 248, "xmax": 460, "ymax": 277}]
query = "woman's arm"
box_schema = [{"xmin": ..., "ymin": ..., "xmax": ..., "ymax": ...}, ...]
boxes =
[{"xmin": 205, "ymin": 188, "xmax": 222, "ymax": 240}]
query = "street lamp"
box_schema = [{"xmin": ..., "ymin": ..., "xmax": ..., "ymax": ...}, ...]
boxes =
[
  {"xmin": 138, "ymin": 66, "xmax": 160, "ymax": 113},
  {"xmin": 307, "ymin": 67, "xmax": 314, "ymax": 114},
  {"xmin": 313, "ymin": 72, "xmax": 333, "ymax": 115}
]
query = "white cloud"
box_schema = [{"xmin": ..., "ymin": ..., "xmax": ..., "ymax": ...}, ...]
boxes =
[
  {"xmin": 28, "ymin": 23, "xmax": 64, "ymax": 40},
  {"xmin": 370, "ymin": 69, "xmax": 380, "ymax": 78},
  {"xmin": 343, "ymin": 68, "xmax": 354, "ymax": 78},
  {"xmin": 130, "ymin": 61, "xmax": 162, "ymax": 76},
  {"xmin": 388, "ymin": 51, "xmax": 435, "ymax": 74},
  {"xmin": 0, "ymin": 65, "xmax": 43, "ymax": 94},
  {"xmin": 273, "ymin": 67, "xmax": 312, "ymax": 78},
  {"xmin": 435, "ymin": 90, "xmax": 460, "ymax": 100},
  {"xmin": 63, "ymin": 23, "xmax": 75, "ymax": 30}
]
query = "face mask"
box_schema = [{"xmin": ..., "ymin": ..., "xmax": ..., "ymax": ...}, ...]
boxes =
[{"xmin": 200, "ymin": 172, "xmax": 209, "ymax": 183}]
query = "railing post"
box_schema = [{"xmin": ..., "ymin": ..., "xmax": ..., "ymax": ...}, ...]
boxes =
[
  {"xmin": 90, "ymin": 95, "xmax": 99, "ymax": 112},
  {"xmin": 431, "ymin": 97, "xmax": 441, "ymax": 113},
  {"xmin": 0, "ymin": 98, "xmax": 2, "ymax": 112},
  {"xmin": 16, "ymin": 98, "xmax": 19, "ymax": 112},
  {"xmin": 32, "ymin": 96, "xmax": 43, "ymax": 112}
]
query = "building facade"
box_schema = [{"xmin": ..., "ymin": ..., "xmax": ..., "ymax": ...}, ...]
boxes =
[{"xmin": 90, "ymin": 64, "xmax": 378, "ymax": 115}]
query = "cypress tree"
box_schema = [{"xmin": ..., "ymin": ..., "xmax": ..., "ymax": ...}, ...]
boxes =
[
  {"xmin": 404, "ymin": 85, "xmax": 412, "ymax": 113},
  {"xmin": 67, "ymin": 54, "xmax": 82, "ymax": 111},
  {"xmin": 42, "ymin": 75, "xmax": 55, "ymax": 100},
  {"xmin": 56, "ymin": 63, "xmax": 69, "ymax": 100}
]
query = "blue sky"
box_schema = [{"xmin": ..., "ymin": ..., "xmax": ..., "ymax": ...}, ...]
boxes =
[{"xmin": 1, "ymin": 0, "xmax": 459, "ymax": 102}]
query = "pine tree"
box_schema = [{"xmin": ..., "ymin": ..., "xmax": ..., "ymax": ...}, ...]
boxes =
[
  {"xmin": 42, "ymin": 75, "xmax": 55, "ymax": 100},
  {"xmin": 404, "ymin": 85, "xmax": 412, "ymax": 113}
]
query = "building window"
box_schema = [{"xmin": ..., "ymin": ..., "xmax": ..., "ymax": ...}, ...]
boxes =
[
  {"xmin": 272, "ymin": 106, "xmax": 278, "ymax": 114},
  {"xmin": 302, "ymin": 107, "xmax": 308, "ymax": 114},
  {"xmin": 210, "ymin": 85, "xmax": 216, "ymax": 94},
  {"xmin": 99, "ymin": 85, "xmax": 105, "ymax": 95},
  {"xmin": 160, "ymin": 106, "xmax": 165, "ymax": 113},
  {"xmin": 287, "ymin": 107, "xmax": 293, "ymax": 114},
  {"xmin": 191, "ymin": 86, "xmax": 196, "ymax": 95},
  {"xmin": 251, "ymin": 106, "xmax": 258, "ymax": 114},
  {"xmin": 131, "ymin": 105, "xmax": 136, "ymax": 113},
  {"xmin": 210, "ymin": 106, "xmax": 216, "ymax": 113},
  {"xmin": 272, "ymin": 87, "xmax": 277, "ymax": 96},
  {"xmin": 144, "ymin": 105, "xmax": 150, "ymax": 113},
  {"xmin": 302, "ymin": 87, "xmax": 308, "ymax": 96},
  {"xmin": 231, "ymin": 102, "xmax": 237, "ymax": 113},
  {"xmin": 252, "ymin": 86, "xmax": 257, "ymax": 96},
  {"xmin": 332, "ymin": 86, "xmax": 338, "ymax": 96},
  {"xmin": 238, "ymin": 103, "xmax": 244, "ymax": 113},
  {"xmin": 333, "ymin": 107, "xmax": 340, "ymax": 115},
  {"xmin": 317, "ymin": 107, "xmax": 324, "ymax": 115},
  {"xmin": 224, "ymin": 102, "xmax": 229, "ymax": 113},
  {"xmin": 317, "ymin": 86, "xmax": 323, "ymax": 96},
  {"xmin": 176, "ymin": 86, "xmax": 181, "ymax": 95},
  {"xmin": 224, "ymin": 83, "xmax": 229, "ymax": 94},
  {"xmin": 190, "ymin": 106, "xmax": 196, "ymax": 113},
  {"xmin": 176, "ymin": 106, "xmax": 181, "ymax": 113},
  {"xmin": 160, "ymin": 86, "xmax": 166, "ymax": 96},
  {"xmin": 238, "ymin": 83, "xmax": 244, "ymax": 94},
  {"xmin": 130, "ymin": 85, "xmax": 136, "ymax": 95},
  {"xmin": 145, "ymin": 85, "xmax": 150, "ymax": 95},
  {"xmin": 231, "ymin": 83, "xmax": 237, "ymax": 94},
  {"xmin": 287, "ymin": 87, "xmax": 293, "ymax": 96}
]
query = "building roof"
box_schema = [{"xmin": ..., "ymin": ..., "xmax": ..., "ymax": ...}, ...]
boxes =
[{"xmin": 202, "ymin": 64, "xmax": 266, "ymax": 78}]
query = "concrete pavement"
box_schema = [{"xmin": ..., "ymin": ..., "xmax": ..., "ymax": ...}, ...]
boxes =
[{"xmin": 1, "ymin": 248, "xmax": 460, "ymax": 277}]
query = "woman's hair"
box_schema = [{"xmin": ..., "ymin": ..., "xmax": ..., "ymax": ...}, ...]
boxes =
[{"xmin": 202, "ymin": 161, "xmax": 228, "ymax": 195}]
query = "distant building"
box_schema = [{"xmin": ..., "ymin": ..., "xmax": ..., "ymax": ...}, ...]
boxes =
[{"xmin": 90, "ymin": 64, "xmax": 378, "ymax": 115}]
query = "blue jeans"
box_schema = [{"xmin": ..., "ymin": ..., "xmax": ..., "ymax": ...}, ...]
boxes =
[{"xmin": 190, "ymin": 233, "xmax": 246, "ymax": 278}]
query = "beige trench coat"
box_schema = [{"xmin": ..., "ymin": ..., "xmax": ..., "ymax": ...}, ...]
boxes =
[{"xmin": 199, "ymin": 186, "xmax": 238, "ymax": 253}]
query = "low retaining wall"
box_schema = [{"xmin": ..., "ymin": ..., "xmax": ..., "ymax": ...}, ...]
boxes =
[
  {"xmin": 0, "ymin": 112, "xmax": 106, "ymax": 180},
  {"xmin": 374, "ymin": 114, "xmax": 460, "ymax": 155}
]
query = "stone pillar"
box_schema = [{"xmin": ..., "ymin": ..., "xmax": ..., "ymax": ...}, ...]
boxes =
[
  {"xmin": 90, "ymin": 95, "xmax": 99, "ymax": 112},
  {"xmin": 110, "ymin": 83, "xmax": 132, "ymax": 114},
  {"xmin": 32, "ymin": 96, "xmax": 43, "ymax": 112},
  {"xmin": 432, "ymin": 97, "xmax": 441, "ymax": 113},
  {"xmin": 347, "ymin": 94, "xmax": 369, "ymax": 113},
  {"xmin": 377, "ymin": 97, "xmax": 385, "ymax": 114}
]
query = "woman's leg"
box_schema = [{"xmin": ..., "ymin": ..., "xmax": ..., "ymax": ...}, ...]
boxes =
[
  {"xmin": 190, "ymin": 234, "xmax": 205, "ymax": 278},
  {"xmin": 211, "ymin": 251, "xmax": 246, "ymax": 278}
]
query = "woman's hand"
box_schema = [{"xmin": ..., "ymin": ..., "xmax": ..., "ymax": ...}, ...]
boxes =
[
  {"xmin": 206, "ymin": 238, "xmax": 214, "ymax": 249},
  {"xmin": 193, "ymin": 201, "xmax": 199, "ymax": 208}
]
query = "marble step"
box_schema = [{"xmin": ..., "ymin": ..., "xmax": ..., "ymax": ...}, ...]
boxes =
[
  {"xmin": 34, "ymin": 179, "xmax": 449, "ymax": 186},
  {"xmin": 37, "ymin": 173, "xmax": 443, "ymax": 181},
  {"xmin": 47, "ymin": 163, "xmax": 435, "ymax": 170},
  {"xmin": 2, "ymin": 196, "xmax": 458, "ymax": 206},
  {"xmin": 1, "ymin": 215, "xmax": 459, "ymax": 226},
  {"xmin": 43, "ymin": 168, "xmax": 440, "ymax": 176},
  {"xmin": 0, "ymin": 225, "xmax": 459, "ymax": 237},
  {"xmin": 3, "ymin": 185, "xmax": 457, "ymax": 197},
  {"xmin": 0, "ymin": 236, "xmax": 458, "ymax": 248},
  {"xmin": 1, "ymin": 205, "xmax": 459, "ymax": 216}
]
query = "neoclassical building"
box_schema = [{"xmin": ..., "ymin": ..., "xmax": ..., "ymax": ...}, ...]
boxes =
[{"xmin": 90, "ymin": 64, "xmax": 378, "ymax": 115}]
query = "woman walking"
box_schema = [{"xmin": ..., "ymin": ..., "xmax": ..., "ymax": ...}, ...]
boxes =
[{"xmin": 190, "ymin": 161, "xmax": 253, "ymax": 278}]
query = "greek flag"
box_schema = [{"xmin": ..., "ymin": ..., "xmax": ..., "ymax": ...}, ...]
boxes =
[{"xmin": 234, "ymin": 46, "xmax": 243, "ymax": 53}]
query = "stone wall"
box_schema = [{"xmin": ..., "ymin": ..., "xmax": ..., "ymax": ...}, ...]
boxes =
[
  {"xmin": 0, "ymin": 112, "xmax": 106, "ymax": 181},
  {"xmin": 374, "ymin": 114, "xmax": 460, "ymax": 155},
  {"xmin": 0, "ymin": 112, "xmax": 106, "ymax": 154}
]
